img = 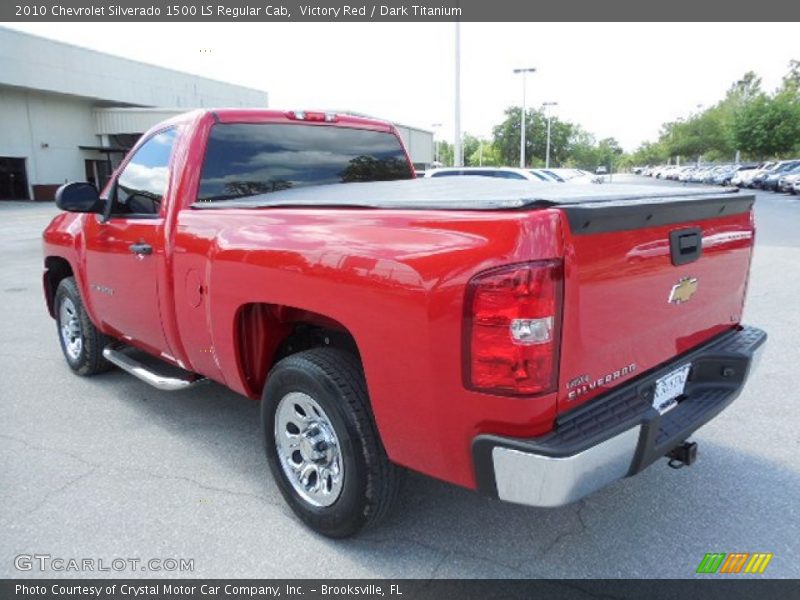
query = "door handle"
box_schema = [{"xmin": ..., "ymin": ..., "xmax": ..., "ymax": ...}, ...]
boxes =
[
  {"xmin": 669, "ymin": 227, "xmax": 702, "ymax": 266},
  {"xmin": 129, "ymin": 242, "xmax": 153, "ymax": 256}
]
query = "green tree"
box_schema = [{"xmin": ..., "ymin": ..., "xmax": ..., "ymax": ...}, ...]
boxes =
[
  {"xmin": 733, "ymin": 91, "xmax": 800, "ymax": 158},
  {"xmin": 436, "ymin": 140, "xmax": 454, "ymax": 166},
  {"xmin": 625, "ymin": 141, "xmax": 668, "ymax": 167},
  {"xmin": 632, "ymin": 64, "xmax": 800, "ymax": 164},
  {"xmin": 461, "ymin": 134, "xmax": 480, "ymax": 166},
  {"xmin": 467, "ymin": 139, "xmax": 501, "ymax": 166},
  {"xmin": 492, "ymin": 106, "xmax": 591, "ymax": 168},
  {"xmin": 492, "ymin": 107, "xmax": 549, "ymax": 167}
]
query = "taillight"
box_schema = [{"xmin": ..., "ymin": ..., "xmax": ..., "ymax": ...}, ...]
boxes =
[
  {"xmin": 464, "ymin": 260, "xmax": 563, "ymax": 396},
  {"xmin": 286, "ymin": 110, "xmax": 337, "ymax": 122}
]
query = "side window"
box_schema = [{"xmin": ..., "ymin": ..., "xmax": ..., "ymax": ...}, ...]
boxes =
[
  {"xmin": 112, "ymin": 128, "xmax": 177, "ymax": 216},
  {"xmin": 494, "ymin": 171, "xmax": 526, "ymax": 180}
]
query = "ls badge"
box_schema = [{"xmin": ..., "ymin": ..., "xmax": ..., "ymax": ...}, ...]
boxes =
[{"xmin": 669, "ymin": 277, "xmax": 698, "ymax": 304}]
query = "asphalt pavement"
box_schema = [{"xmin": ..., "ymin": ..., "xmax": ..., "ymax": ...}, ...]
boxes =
[{"xmin": 1, "ymin": 176, "xmax": 798, "ymax": 578}]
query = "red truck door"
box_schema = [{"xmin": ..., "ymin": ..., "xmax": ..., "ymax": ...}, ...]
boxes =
[{"xmin": 83, "ymin": 129, "xmax": 177, "ymax": 356}]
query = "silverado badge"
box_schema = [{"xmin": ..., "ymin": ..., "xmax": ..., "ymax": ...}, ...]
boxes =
[{"xmin": 669, "ymin": 277, "xmax": 698, "ymax": 304}]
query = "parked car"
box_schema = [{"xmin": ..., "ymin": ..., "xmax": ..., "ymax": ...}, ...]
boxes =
[
  {"xmin": 738, "ymin": 162, "xmax": 776, "ymax": 188},
  {"xmin": 709, "ymin": 165, "xmax": 736, "ymax": 186},
  {"xmin": 529, "ymin": 169, "xmax": 562, "ymax": 182},
  {"xmin": 539, "ymin": 169, "xmax": 566, "ymax": 182},
  {"xmin": 753, "ymin": 161, "xmax": 794, "ymax": 189},
  {"xmin": 547, "ymin": 168, "xmax": 594, "ymax": 183},
  {"xmin": 731, "ymin": 167, "xmax": 757, "ymax": 187},
  {"xmin": 687, "ymin": 166, "xmax": 711, "ymax": 183},
  {"xmin": 678, "ymin": 167, "xmax": 698, "ymax": 182},
  {"xmin": 777, "ymin": 165, "xmax": 800, "ymax": 193},
  {"xmin": 763, "ymin": 161, "xmax": 800, "ymax": 191},
  {"xmin": 425, "ymin": 166, "xmax": 544, "ymax": 181},
  {"xmin": 43, "ymin": 109, "xmax": 766, "ymax": 537}
]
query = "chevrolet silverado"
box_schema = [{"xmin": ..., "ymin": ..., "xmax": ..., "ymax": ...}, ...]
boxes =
[{"xmin": 43, "ymin": 109, "xmax": 765, "ymax": 537}]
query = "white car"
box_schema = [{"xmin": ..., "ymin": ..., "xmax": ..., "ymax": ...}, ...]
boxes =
[
  {"xmin": 544, "ymin": 168, "xmax": 594, "ymax": 183},
  {"xmin": 424, "ymin": 167, "xmax": 544, "ymax": 181},
  {"xmin": 529, "ymin": 169, "xmax": 562, "ymax": 182},
  {"xmin": 742, "ymin": 162, "xmax": 777, "ymax": 188},
  {"xmin": 731, "ymin": 168, "xmax": 757, "ymax": 187},
  {"xmin": 779, "ymin": 170, "xmax": 800, "ymax": 193}
]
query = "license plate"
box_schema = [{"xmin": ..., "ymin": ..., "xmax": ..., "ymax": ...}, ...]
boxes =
[{"xmin": 652, "ymin": 363, "xmax": 691, "ymax": 415}]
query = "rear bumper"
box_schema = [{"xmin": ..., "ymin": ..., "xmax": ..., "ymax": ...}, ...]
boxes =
[{"xmin": 473, "ymin": 325, "xmax": 766, "ymax": 507}]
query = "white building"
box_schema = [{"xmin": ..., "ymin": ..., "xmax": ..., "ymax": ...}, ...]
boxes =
[{"xmin": 0, "ymin": 27, "xmax": 433, "ymax": 200}]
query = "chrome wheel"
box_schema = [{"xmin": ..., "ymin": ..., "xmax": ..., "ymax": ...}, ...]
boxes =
[
  {"xmin": 274, "ymin": 391, "xmax": 344, "ymax": 507},
  {"xmin": 59, "ymin": 297, "xmax": 83, "ymax": 360}
]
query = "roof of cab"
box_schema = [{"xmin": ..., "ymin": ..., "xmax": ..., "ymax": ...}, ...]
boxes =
[{"xmin": 208, "ymin": 108, "xmax": 395, "ymax": 131}]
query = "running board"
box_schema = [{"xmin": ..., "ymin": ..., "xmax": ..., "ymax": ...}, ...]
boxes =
[{"xmin": 103, "ymin": 343, "xmax": 206, "ymax": 391}]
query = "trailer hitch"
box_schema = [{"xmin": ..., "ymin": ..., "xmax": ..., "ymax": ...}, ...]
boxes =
[{"xmin": 667, "ymin": 441, "xmax": 698, "ymax": 469}]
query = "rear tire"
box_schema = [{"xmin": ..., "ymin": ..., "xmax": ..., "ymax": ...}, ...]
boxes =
[
  {"xmin": 261, "ymin": 347, "xmax": 400, "ymax": 537},
  {"xmin": 54, "ymin": 277, "xmax": 113, "ymax": 376}
]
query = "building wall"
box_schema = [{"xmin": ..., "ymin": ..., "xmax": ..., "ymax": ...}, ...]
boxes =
[
  {"xmin": 0, "ymin": 86, "xmax": 105, "ymax": 198},
  {"xmin": 0, "ymin": 27, "xmax": 268, "ymax": 109},
  {"xmin": 0, "ymin": 28, "xmax": 434, "ymax": 198},
  {"xmin": 395, "ymin": 125, "xmax": 434, "ymax": 167}
]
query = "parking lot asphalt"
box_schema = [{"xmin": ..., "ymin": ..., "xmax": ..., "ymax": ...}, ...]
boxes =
[{"xmin": 1, "ymin": 176, "xmax": 798, "ymax": 579}]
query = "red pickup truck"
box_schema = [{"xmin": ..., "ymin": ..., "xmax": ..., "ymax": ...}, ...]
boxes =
[{"xmin": 43, "ymin": 109, "xmax": 765, "ymax": 537}]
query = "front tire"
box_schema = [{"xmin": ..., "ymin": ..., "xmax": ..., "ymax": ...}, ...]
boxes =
[
  {"xmin": 54, "ymin": 277, "xmax": 113, "ymax": 375},
  {"xmin": 261, "ymin": 348, "xmax": 400, "ymax": 537}
]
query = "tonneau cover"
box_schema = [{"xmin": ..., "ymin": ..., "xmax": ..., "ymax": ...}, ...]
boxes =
[{"xmin": 191, "ymin": 177, "xmax": 742, "ymax": 211}]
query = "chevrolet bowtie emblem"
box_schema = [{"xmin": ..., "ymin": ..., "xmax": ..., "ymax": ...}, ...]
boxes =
[{"xmin": 669, "ymin": 277, "xmax": 698, "ymax": 304}]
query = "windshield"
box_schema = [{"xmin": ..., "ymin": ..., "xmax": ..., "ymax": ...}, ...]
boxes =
[
  {"xmin": 540, "ymin": 169, "xmax": 564, "ymax": 182},
  {"xmin": 528, "ymin": 170, "xmax": 549, "ymax": 181},
  {"xmin": 197, "ymin": 123, "xmax": 413, "ymax": 202}
]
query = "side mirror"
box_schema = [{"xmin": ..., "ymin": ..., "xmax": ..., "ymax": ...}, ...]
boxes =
[{"xmin": 55, "ymin": 182, "xmax": 102, "ymax": 213}]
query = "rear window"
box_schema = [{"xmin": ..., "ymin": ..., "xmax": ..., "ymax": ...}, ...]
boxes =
[{"xmin": 197, "ymin": 123, "xmax": 412, "ymax": 202}]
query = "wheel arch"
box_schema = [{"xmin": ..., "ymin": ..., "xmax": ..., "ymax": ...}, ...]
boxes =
[
  {"xmin": 43, "ymin": 256, "xmax": 75, "ymax": 317},
  {"xmin": 234, "ymin": 302, "xmax": 362, "ymax": 400}
]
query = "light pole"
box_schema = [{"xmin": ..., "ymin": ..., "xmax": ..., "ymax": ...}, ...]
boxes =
[
  {"xmin": 542, "ymin": 101, "xmax": 558, "ymax": 168},
  {"xmin": 431, "ymin": 122, "xmax": 442, "ymax": 165},
  {"xmin": 513, "ymin": 67, "xmax": 536, "ymax": 168},
  {"xmin": 454, "ymin": 23, "xmax": 463, "ymax": 167}
]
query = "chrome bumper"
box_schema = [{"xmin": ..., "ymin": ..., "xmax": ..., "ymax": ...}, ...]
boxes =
[
  {"xmin": 473, "ymin": 325, "xmax": 767, "ymax": 508},
  {"xmin": 491, "ymin": 426, "xmax": 641, "ymax": 507}
]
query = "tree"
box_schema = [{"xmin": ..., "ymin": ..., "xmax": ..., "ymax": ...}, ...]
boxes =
[
  {"xmin": 461, "ymin": 134, "xmax": 481, "ymax": 166},
  {"xmin": 630, "ymin": 64, "xmax": 800, "ymax": 164},
  {"xmin": 492, "ymin": 106, "xmax": 595, "ymax": 168},
  {"xmin": 595, "ymin": 137, "xmax": 624, "ymax": 170},
  {"xmin": 492, "ymin": 106, "xmax": 551, "ymax": 167},
  {"xmin": 619, "ymin": 141, "xmax": 669, "ymax": 169},
  {"xmin": 436, "ymin": 140, "xmax": 454, "ymax": 166},
  {"xmin": 733, "ymin": 91, "xmax": 800, "ymax": 158},
  {"xmin": 781, "ymin": 59, "xmax": 800, "ymax": 94},
  {"xmin": 467, "ymin": 139, "xmax": 501, "ymax": 166}
]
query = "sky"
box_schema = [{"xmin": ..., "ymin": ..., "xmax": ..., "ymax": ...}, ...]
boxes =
[{"xmin": 4, "ymin": 22, "xmax": 798, "ymax": 151}]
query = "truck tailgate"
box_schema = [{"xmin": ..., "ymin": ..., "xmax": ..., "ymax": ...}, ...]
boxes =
[{"xmin": 556, "ymin": 192, "xmax": 755, "ymax": 412}]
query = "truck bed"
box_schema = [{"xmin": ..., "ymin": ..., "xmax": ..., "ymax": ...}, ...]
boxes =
[
  {"xmin": 191, "ymin": 177, "xmax": 745, "ymax": 210},
  {"xmin": 192, "ymin": 178, "xmax": 754, "ymax": 235}
]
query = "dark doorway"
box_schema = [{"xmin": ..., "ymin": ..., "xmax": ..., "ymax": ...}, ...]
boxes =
[
  {"xmin": 0, "ymin": 157, "xmax": 29, "ymax": 200},
  {"xmin": 85, "ymin": 159, "xmax": 113, "ymax": 191}
]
